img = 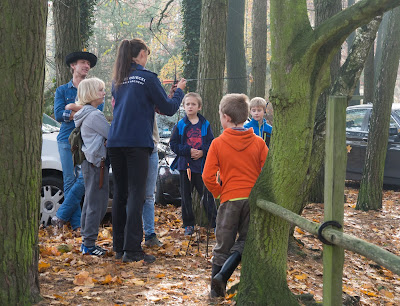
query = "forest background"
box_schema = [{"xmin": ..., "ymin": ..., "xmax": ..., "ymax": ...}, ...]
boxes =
[{"xmin": 42, "ymin": 0, "xmax": 400, "ymax": 119}]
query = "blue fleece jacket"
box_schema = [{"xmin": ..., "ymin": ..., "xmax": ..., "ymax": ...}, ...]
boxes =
[
  {"xmin": 107, "ymin": 64, "xmax": 184, "ymax": 149},
  {"xmin": 244, "ymin": 118, "xmax": 272, "ymax": 146},
  {"xmin": 169, "ymin": 113, "xmax": 214, "ymax": 172}
]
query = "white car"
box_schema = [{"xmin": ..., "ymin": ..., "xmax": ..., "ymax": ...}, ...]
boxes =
[{"xmin": 41, "ymin": 114, "xmax": 64, "ymax": 226}]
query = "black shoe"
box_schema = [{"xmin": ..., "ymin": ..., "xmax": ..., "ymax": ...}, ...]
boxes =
[
  {"xmin": 115, "ymin": 251, "xmax": 124, "ymax": 260},
  {"xmin": 122, "ymin": 252, "xmax": 156, "ymax": 263},
  {"xmin": 212, "ymin": 252, "xmax": 241, "ymax": 297},
  {"xmin": 210, "ymin": 264, "xmax": 222, "ymax": 298}
]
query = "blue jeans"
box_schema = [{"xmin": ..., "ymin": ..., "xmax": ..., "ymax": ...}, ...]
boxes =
[
  {"xmin": 142, "ymin": 150, "xmax": 158, "ymax": 239},
  {"xmin": 56, "ymin": 141, "xmax": 84, "ymax": 229}
]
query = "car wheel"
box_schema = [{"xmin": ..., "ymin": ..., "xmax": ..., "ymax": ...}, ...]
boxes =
[
  {"xmin": 41, "ymin": 175, "xmax": 64, "ymax": 226},
  {"xmin": 155, "ymin": 177, "xmax": 166, "ymax": 206}
]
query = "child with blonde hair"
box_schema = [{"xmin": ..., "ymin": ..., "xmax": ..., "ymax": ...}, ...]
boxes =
[
  {"xmin": 68, "ymin": 77, "xmax": 110, "ymax": 256},
  {"xmin": 244, "ymin": 97, "xmax": 272, "ymax": 146}
]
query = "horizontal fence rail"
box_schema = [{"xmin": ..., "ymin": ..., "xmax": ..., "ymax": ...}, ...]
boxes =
[{"xmin": 257, "ymin": 199, "xmax": 400, "ymax": 276}]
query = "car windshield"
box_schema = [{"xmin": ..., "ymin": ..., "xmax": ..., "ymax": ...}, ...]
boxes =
[
  {"xmin": 156, "ymin": 108, "xmax": 185, "ymax": 138},
  {"xmin": 42, "ymin": 113, "xmax": 60, "ymax": 133},
  {"xmin": 394, "ymin": 109, "xmax": 400, "ymax": 119}
]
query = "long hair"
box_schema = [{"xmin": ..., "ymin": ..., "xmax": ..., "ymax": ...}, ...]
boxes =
[{"xmin": 112, "ymin": 38, "xmax": 150, "ymax": 89}]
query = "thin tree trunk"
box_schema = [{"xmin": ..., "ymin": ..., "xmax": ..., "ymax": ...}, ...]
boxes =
[
  {"xmin": 356, "ymin": 7, "xmax": 400, "ymax": 211},
  {"xmin": 226, "ymin": 0, "xmax": 247, "ymax": 94},
  {"xmin": 0, "ymin": 0, "xmax": 47, "ymax": 304},
  {"xmin": 182, "ymin": 0, "xmax": 201, "ymax": 92},
  {"xmin": 197, "ymin": 0, "xmax": 228, "ymax": 136},
  {"xmin": 364, "ymin": 46, "xmax": 375, "ymax": 103},
  {"xmin": 53, "ymin": 0, "xmax": 81, "ymax": 87},
  {"xmin": 250, "ymin": 0, "xmax": 268, "ymax": 99}
]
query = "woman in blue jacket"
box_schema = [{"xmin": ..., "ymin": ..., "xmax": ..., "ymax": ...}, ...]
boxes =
[{"xmin": 107, "ymin": 38, "xmax": 186, "ymax": 263}]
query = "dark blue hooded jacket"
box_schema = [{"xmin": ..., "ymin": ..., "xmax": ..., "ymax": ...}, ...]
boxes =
[
  {"xmin": 107, "ymin": 64, "xmax": 184, "ymax": 149},
  {"xmin": 169, "ymin": 113, "xmax": 214, "ymax": 172}
]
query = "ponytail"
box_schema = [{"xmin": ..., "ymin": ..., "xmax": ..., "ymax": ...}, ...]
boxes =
[{"xmin": 112, "ymin": 38, "xmax": 150, "ymax": 89}]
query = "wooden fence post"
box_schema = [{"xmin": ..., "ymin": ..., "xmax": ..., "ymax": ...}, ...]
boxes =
[{"xmin": 323, "ymin": 96, "xmax": 347, "ymax": 305}]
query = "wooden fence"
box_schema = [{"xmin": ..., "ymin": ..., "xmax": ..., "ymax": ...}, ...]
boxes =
[{"xmin": 257, "ymin": 96, "xmax": 400, "ymax": 305}]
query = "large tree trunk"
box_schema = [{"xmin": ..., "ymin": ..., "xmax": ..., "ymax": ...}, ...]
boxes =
[
  {"xmin": 237, "ymin": 0, "xmax": 400, "ymax": 304},
  {"xmin": 197, "ymin": 0, "xmax": 228, "ymax": 136},
  {"xmin": 182, "ymin": 0, "xmax": 201, "ymax": 92},
  {"xmin": 226, "ymin": 0, "xmax": 247, "ymax": 94},
  {"xmin": 306, "ymin": 0, "xmax": 342, "ymax": 205},
  {"xmin": 0, "ymin": 0, "xmax": 47, "ymax": 304},
  {"xmin": 356, "ymin": 7, "xmax": 400, "ymax": 211},
  {"xmin": 53, "ymin": 0, "xmax": 81, "ymax": 87},
  {"xmin": 249, "ymin": 0, "xmax": 268, "ymax": 99}
]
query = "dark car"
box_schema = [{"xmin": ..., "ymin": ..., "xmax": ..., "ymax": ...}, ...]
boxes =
[
  {"xmin": 154, "ymin": 110, "xmax": 184, "ymax": 206},
  {"xmin": 346, "ymin": 104, "xmax": 400, "ymax": 185}
]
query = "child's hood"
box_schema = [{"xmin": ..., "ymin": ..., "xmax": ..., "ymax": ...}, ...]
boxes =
[
  {"xmin": 219, "ymin": 128, "xmax": 258, "ymax": 151},
  {"xmin": 74, "ymin": 105, "xmax": 97, "ymax": 128}
]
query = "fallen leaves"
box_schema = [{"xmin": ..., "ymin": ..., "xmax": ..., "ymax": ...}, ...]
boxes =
[{"xmin": 36, "ymin": 189, "xmax": 400, "ymax": 305}]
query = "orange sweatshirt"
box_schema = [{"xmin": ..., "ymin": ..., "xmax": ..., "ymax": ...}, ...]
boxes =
[{"xmin": 202, "ymin": 128, "xmax": 268, "ymax": 203}]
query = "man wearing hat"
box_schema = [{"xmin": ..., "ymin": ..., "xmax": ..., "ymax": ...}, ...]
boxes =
[{"xmin": 52, "ymin": 51, "xmax": 102, "ymax": 230}]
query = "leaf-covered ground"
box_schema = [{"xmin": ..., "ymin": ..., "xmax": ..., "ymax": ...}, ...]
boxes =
[{"xmin": 37, "ymin": 186, "xmax": 400, "ymax": 305}]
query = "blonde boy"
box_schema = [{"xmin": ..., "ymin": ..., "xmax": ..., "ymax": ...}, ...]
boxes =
[
  {"xmin": 244, "ymin": 97, "xmax": 272, "ymax": 146},
  {"xmin": 170, "ymin": 93, "xmax": 217, "ymax": 236},
  {"xmin": 202, "ymin": 94, "xmax": 268, "ymax": 298}
]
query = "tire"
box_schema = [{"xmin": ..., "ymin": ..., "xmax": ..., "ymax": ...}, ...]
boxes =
[
  {"xmin": 155, "ymin": 176, "xmax": 166, "ymax": 206},
  {"xmin": 41, "ymin": 175, "xmax": 64, "ymax": 226}
]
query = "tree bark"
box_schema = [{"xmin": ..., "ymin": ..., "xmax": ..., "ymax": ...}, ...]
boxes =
[
  {"xmin": 53, "ymin": 0, "xmax": 81, "ymax": 87},
  {"xmin": 237, "ymin": 0, "xmax": 400, "ymax": 303},
  {"xmin": 364, "ymin": 45, "xmax": 375, "ymax": 103},
  {"xmin": 182, "ymin": 0, "xmax": 201, "ymax": 92},
  {"xmin": 249, "ymin": 0, "xmax": 268, "ymax": 99},
  {"xmin": 356, "ymin": 7, "xmax": 400, "ymax": 211},
  {"xmin": 306, "ymin": 0, "xmax": 342, "ymax": 205},
  {"xmin": 374, "ymin": 12, "xmax": 390, "ymax": 78},
  {"xmin": 226, "ymin": 0, "xmax": 247, "ymax": 94},
  {"xmin": 197, "ymin": 0, "xmax": 228, "ymax": 136},
  {"xmin": 0, "ymin": 0, "xmax": 47, "ymax": 304}
]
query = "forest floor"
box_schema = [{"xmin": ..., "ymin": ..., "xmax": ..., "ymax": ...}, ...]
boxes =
[{"xmin": 36, "ymin": 185, "xmax": 400, "ymax": 305}]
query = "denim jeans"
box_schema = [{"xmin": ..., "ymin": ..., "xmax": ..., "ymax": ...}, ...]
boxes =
[
  {"xmin": 56, "ymin": 141, "xmax": 84, "ymax": 229},
  {"xmin": 109, "ymin": 147, "xmax": 150, "ymax": 254},
  {"xmin": 142, "ymin": 150, "xmax": 158, "ymax": 239}
]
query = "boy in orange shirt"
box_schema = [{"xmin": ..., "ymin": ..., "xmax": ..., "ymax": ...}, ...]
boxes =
[{"xmin": 202, "ymin": 94, "xmax": 268, "ymax": 298}]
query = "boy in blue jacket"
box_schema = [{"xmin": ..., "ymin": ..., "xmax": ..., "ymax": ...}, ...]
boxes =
[
  {"xmin": 244, "ymin": 97, "xmax": 272, "ymax": 147},
  {"xmin": 170, "ymin": 93, "xmax": 217, "ymax": 235}
]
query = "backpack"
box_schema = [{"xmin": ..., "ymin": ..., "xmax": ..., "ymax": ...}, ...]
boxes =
[{"xmin": 68, "ymin": 126, "xmax": 85, "ymax": 166}]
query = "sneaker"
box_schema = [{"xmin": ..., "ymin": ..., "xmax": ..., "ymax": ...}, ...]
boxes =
[
  {"xmin": 145, "ymin": 235, "xmax": 163, "ymax": 247},
  {"xmin": 51, "ymin": 216, "xmax": 66, "ymax": 228},
  {"xmin": 184, "ymin": 226, "xmax": 194, "ymax": 236},
  {"xmin": 115, "ymin": 251, "xmax": 124, "ymax": 259},
  {"xmin": 81, "ymin": 244, "xmax": 106, "ymax": 256},
  {"xmin": 122, "ymin": 252, "xmax": 156, "ymax": 263}
]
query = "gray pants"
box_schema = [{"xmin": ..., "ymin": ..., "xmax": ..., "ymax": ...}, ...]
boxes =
[
  {"xmin": 212, "ymin": 199, "xmax": 249, "ymax": 266},
  {"xmin": 81, "ymin": 160, "xmax": 109, "ymax": 247}
]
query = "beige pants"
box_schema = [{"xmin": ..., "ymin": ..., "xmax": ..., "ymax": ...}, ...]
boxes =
[{"xmin": 212, "ymin": 199, "xmax": 249, "ymax": 266}]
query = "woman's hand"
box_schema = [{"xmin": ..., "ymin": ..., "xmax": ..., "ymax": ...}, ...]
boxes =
[{"xmin": 176, "ymin": 78, "xmax": 187, "ymax": 90}]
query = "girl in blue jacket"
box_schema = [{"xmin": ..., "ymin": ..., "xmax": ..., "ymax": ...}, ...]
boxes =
[{"xmin": 107, "ymin": 38, "xmax": 186, "ymax": 263}]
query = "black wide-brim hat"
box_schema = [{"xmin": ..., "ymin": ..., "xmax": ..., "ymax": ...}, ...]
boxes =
[{"xmin": 65, "ymin": 51, "xmax": 97, "ymax": 68}]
